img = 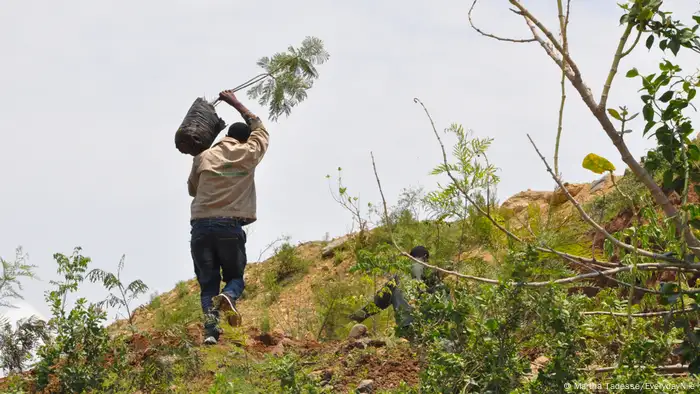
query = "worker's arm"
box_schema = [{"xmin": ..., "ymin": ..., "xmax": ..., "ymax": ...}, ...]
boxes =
[
  {"xmin": 219, "ymin": 90, "xmax": 270, "ymax": 164},
  {"xmin": 187, "ymin": 157, "xmax": 199, "ymax": 197}
]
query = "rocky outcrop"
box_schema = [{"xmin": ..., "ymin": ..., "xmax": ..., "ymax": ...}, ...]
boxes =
[
  {"xmin": 551, "ymin": 183, "xmax": 585, "ymax": 205},
  {"xmin": 500, "ymin": 190, "xmax": 553, "ymax": 214},
  {"xmin": 321, "ymin": 234, "xmax": 353, "ymax": 258},
  {"xmin": 500, "ymin": 173, "xmax": 619, "ymax": 215}
]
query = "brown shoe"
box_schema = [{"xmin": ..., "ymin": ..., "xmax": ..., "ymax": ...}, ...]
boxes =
[{"xmin": 213, "ymin": 293, "xmax": 242, "ymax": 327}]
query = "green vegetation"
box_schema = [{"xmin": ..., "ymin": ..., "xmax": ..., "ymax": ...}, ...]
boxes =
[
  {"xmin": 87, "ymin": 255, "xmax": 149, "ymax": 327},
  {"xmin": 5, "ymin": 2, "xmax": 700, "ymax": 392},
  {"xmin": 245, "ymin": 36, "xmax": 330, "ymax": 122},
  {"xmin": 271, "ymin": 243, "xmax": 310, "ymax": 283},
  {"xmin": 0, "ymin": 247, "xmax": 36, "ymax": 309}
]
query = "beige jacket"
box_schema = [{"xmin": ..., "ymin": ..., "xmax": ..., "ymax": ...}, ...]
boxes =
[{"xmin": 188, "ymin": 117, "xmax": 269, "ymax": 224}]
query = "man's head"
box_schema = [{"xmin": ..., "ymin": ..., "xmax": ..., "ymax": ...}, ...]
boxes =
[
  {"xmin": 227, "ymin": 122, "xmax": 251, "ymax": 142},
  {"xmin": 410, "ymin": 245, "xmax": 429, "ymax": 262}
]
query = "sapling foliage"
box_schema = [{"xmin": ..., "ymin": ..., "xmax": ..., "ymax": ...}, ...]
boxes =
[
  {"xmin": 0, "ymin": 247, "xmax": 36, "ymax": 309},
  {"xmin": 87, "ymin": 254, "xmax": 149, "ymax": 326},
  {"xmin": 0, "ymin": 316, "xmax": 49, "ymax": 374},
  {"xmin": 224, "ymin": 36, "xmax": 330, "ymax": 122}
]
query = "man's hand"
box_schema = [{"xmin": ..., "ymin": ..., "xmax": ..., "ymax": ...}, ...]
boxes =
[
  {"xmin": 219, "ymin": 89, "xmax": 241, "ymax": 106},
  {"xmin": 220, "ymin": 88, "xmax": 257, "ymax": 123}
]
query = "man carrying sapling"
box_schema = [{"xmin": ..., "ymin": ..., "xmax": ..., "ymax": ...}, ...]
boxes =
[{"xmin": 187, "ymin": 89, "xmax": 269, "ymax": 345}]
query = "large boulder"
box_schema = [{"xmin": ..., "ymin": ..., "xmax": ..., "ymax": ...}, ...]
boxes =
[
  {"xmin": 551, "ymin": 183, "xmax": 585, "ymax": 205},
  {"xmin": 500, "ymin": 190, "xmax": 552, "ymax": 214}
]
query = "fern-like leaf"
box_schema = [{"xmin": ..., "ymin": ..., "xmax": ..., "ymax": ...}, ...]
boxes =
[
  {"xmin": 126, "ymin": 280, "xmax": 149, "ymax": 298},
  {"xmin": 246, "ymin": 36, "xmax": 329, "ymax": 122}
]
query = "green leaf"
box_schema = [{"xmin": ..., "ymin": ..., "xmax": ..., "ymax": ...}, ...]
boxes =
[
  {"xmin": 247, "ymin": 36, "xmax": 329, "ymax": 122},
  {"xmin": 689, "ymin": 145, "xmax": 700, "ymax": 161},
  {"xmin": 626, "ymin": 68, "xmax": 639, "ymax": 78},
  {"xmin": 659, "ymin": 91, "xmax": 674, "ymax": 102},
  {"xmin": 582, "ymin": 153, "xmax": 616, "ymax": 174},
  {"xmin": 643, "ymin": 114, "xmax": 658, "ymax": 132},
  {"xmin": 679, "ymin": 121, "xmax": 693, "ymax": 138},
  {"xmin": 643, "ymin": 104, "xmax": 655, "ymax": 122},
  {"xmin": 607, "ymin": 108, "xmax": 623, "ymax": 120},
  {"xmin": 662, "ymin": 169, "xmax": 674, "ymax": 189},
  {"xmin": 661, "ymin": 146, "xmax": 676, "ymax": 163},
  {"xmin": 662, "ymin": 105, "xmax": 676, "ymax": 121},
  {"xmin": 669, "ymin": 38, "xmax": 681, "ymax": 55},
  {"xmin": 646, "ymin": 34, "xmax": 655, "ymax": 50},
  {"xmin": 689, "ymin": 89, "xmax": 697, "ymax": 101},
  {"xmin": 485, "ymin": 319, "xmax": 499, "ymax": 331}
]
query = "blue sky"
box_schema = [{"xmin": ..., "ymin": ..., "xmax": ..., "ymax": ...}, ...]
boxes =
[{"xmin": 0, "ymin": 0, "xmax": 698, "ymax": 326}]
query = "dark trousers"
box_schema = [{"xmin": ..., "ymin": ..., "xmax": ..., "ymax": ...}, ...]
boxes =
[
  {"xmin": 358, "ymin": 275, "xmax": 414, "ymax": 328},
  {"xmin": 190, "ymin": 218, "xmax": 247, "ymax": 334}
]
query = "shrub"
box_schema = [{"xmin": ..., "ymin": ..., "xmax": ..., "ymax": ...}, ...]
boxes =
[
  {"xmin": 154, "ymin": 290, "xmax": 201, "ymax": 332},
  {"xmin": 34, "ymin": 247, "xmax": 114, "ymax": 394},
  {"xmin": 262, "ymin": 269, "xmax": 282, "ymax": 306},
  {"xmin": 272, "ymin": 243, "xmax": 309, "ymax": 283},
  {"xmin": 0, "ymin": 316, "xmax": 49, "ymax": 374},
  {"xmin": 313, "ymin": 277, "xmax": 365, "ymax": 340}
]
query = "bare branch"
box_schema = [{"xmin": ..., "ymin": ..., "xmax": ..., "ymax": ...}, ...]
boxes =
[
  {"xmin": 553, "ymin": 73, "xmax": 568, "ymax": 176},
  {"xmin": 553, "ymin": 0, "xmax": 571, "ymax": 177},
  {"xmin": 582, "ymin": 365, "xmax": 689, "ymax": 374},
  {"xmin": 521, "ymin": 17, "xmax": 571, "ymax": 76},
  {"xmin": 415, "ymin": 97, "xmax": 531, "ymax": 241},
  {"xmin": 600, "ymin": 23, "xmax": 635, "ymax": 110},
  {"xmin": 582, "ymin": 306, "xmax": 699, "ymax": 317},
  {"xmin": 257, "ymin": 236, "xmax": 290, "ymax": 262},
  {"xmin": 517, "ymin": 215, "xmax": 652, "ymax": 290},
  {"xmin": 509, "ymin": 3, "xmax": 700, "ymax": 257},
  {"xmin": 468, "ymin": 0, "xmax": 536, "ymax": 43},
  {"xmin": 621, "ymin": 27, "xmax": 643, "ymax": 58},
  {"xmin": 509, "ymin": 0, "xmax": 582, "ymax": 78},
  {"xmin": 550, "ymin": 246, "xmax": 660, "ymax": 294},
  {"xmin": 507, "ymin": 3, "xmax": 688, "ymax": 240},
  {"xmin": 527, "ymin": 133, "xmax": 686, "ymax": 264},
  {"xmin": 414, "ymin": 97, "xmax": 631, "ymax": 270},
  {"xmin": 370, "ymin": 152, "xmax": 393, "ymax": 232},
  {"xmin": 370, "ymin": 147, "xmax": 700, "ymax": 290}
]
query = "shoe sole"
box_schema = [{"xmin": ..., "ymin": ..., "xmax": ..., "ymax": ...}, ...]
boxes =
[{"xmin": 213, "ymin": 294, "xmax": 242, "ymax": 327}]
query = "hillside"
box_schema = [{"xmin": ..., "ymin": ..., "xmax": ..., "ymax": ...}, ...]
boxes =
[
  {"xmin": 4, "ymin": 171, "xmax": 700, "ymax": 393},
  {"xmin": 107, "ymin": 240, "xmax": 422, "ymax": 393}
]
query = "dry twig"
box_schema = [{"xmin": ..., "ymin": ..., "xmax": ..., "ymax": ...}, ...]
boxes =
[
  {"xmin": 468, "ymin": 0, "xmax": 536, "ymax": 43},
  {"xmin": 582, "ymin": 306, "xmax": 699, "ymax": 318},
  {"xmin": 370, "ymin": 148, "xmax": 700, "ymax": 290},
  {"xmin": 527, "ymin": 133, "xmax": 686, "ymax": 264},
  {"xmin": 506, "ymin": 0, "xmax": 700, "ymax": 256}
]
